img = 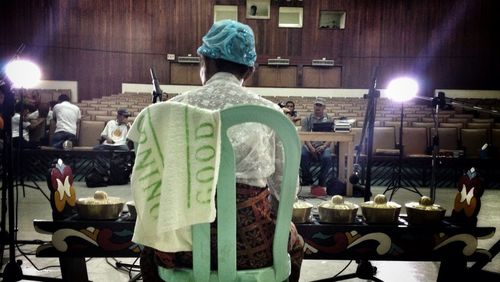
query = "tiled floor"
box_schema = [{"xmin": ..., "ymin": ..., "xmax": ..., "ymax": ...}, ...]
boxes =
[{"xmin": 1, "ymin": 181, "xmax": 499, "ymax": 281}]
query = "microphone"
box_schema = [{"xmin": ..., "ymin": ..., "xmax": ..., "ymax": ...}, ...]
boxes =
[
  {"xmin": 432, "ymin": 91, "xmax": 447, "ymax": 109},
  {"xmin": 150, "ymin": 67, "xmax": 163, "ymax": 103},
  {"xmin": 349, "ymin": 163, "xmax": 362, "ymax": 185}
]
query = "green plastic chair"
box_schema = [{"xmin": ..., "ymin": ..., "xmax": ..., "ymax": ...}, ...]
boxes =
[{"xmin": 158, "ymin": 105, "xmax": 301, "ymax": 282}]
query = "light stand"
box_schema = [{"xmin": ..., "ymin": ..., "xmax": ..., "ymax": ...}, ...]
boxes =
[
  {"xmin": 14, "ymin": 89, "xmax": 49, "ymax": 200},
  {"xmin": 382, "ymin": 77, "xmax": 422, "ymax": 200},
  {"xmin": 0, "ymin": 58, "xmax": 58, "ymax": 281},
  {"xmin": 383, "ymin": 101, "xmax": 422, "ymax": 200},
  {"xmin": 429, "ymin": 92, "xmax": 446, "ymax": 201}
]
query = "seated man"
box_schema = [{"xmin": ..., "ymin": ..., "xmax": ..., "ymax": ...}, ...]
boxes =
[
  {"xmin": 94, "ymin": 108, "xmax": 131, "ymax": 151},
  {"xmin": 300, "ymin": 98, "xmax": 334, "ymax": 196},
  {"xmin": 131, "ymin": 20, "xmax": 303, "ymax": 282}
]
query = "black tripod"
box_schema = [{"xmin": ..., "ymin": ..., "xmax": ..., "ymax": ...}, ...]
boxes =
[
  {"xmin": 1, "ymin": 71, "xmax": 57, "ymax": 281},
  {"xmin": 383, "ymin": 102, "xmax": 422, "ymax": 200},
  {"xmin": 14, "ymin": 90, "xmax": 49, "ymax": 201}
]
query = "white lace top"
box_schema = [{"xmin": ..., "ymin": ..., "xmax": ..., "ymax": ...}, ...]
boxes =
[{"xmin": 170, "ymin": 72, "xmax": 294, "ymax": 199}]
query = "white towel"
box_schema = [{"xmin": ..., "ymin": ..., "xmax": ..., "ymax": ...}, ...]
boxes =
[{"xmin": 127, "ymin": 101, "xmax": 221, "ymax": 252}]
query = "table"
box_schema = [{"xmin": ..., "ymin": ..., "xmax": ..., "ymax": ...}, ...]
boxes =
[
  {"xmin": 296, "ymin": 215, "xmax": 496, "ymax": 281},
  {"xmin": 34, "ymin": 215, "xmax": 496, "ymax": 281},
  {"xmin": 298, "ymin": 131, "xmax": 354, "ymax": 196}
]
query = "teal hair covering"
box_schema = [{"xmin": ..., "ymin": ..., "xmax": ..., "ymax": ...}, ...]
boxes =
[{"xmin": 197, "ymin": 20, "xmax": 257, "ymax": 67}]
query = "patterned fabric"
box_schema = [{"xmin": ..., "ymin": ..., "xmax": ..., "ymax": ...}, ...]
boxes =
[
  {"xmin": 170, "ymin": 72, "xmax": 295, "ymax": 199},
  {"xmin": 141, "ymin": 183, "xmax": 303, "ymax": 282}
]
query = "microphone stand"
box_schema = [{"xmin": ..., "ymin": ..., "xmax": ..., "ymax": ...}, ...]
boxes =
[
  {"xmin": 150, "ymin": 67, "xmax": 163, "ymax": 104},
  {"xmin": 413, "ymin": 93, "xmax": 500, "ymax": 201},
  {"xmin": 429, "ymin": 93, "xmax": 446, "ymax": 201},
  {"xmin": 361, "ymin": 66, "xmax": 380, "ymax": 201},
  {"xmin": 327, "ymin": 67, "xmax": 383, "ymax": 282}
]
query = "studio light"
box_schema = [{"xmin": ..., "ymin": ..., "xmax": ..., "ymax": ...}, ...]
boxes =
[
  {"xmin": 5, "ymin": 59, "xmax": 41, "ymax": 88},
  {"xmin": 383, "ymin": 76, "xmax": 422, "ymax": 199},
  {"xmin": 386, "ymin": 77, "xmax": 418, "ymax": 103}
]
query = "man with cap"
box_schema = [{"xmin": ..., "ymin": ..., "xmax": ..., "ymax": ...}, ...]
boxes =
[
  {"xmin": 300, "ymin": 98, "xmax": 334, "ymax": 197},
  {"xmin": 94, "ymin": 108, "xmax": 131, "ymax": 151},
  {"xmin": 135, "ymin": 20, "xmax": 303, "ymax": 281}
]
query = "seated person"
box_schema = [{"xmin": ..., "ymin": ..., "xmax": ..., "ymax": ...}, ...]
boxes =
[
  {"xmin": 94, "ymin": 108, "xmax": 131, "ymax": 151},
  {"xmin": 12, "ymin": 102, "xmax": 38, "ymax": 149},
  {"xmin": 131, "ymin": 20, "xmax": 303, "ymax": 282},
  {"xmin": 51, "ymin": 94, "xmax": 81, "ymax": 148},
  {"xmin": 300, "ymin": 98, "xmax": 334, "ymax": 196},
  {"xmin": 284, "ymin": 100, "xmax": 301, "ymax": 124}
]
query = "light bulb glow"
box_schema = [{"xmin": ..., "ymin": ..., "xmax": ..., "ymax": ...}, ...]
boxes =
[
  {"xmin": 5, "ymin": 59, "xmax": 41, "ymax": 88},
  {"xmin": 386, "ymin": 77, "xmax": 419, "ymax": 103}
]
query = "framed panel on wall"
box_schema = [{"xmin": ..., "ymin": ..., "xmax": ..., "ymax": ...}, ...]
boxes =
[
  {"xmin": 319, "ymin": 11, "xmax": 346, "ymax": 29},
  {"xmin": 246, "ymin": 0, "xmax": 270, "ymax": 19},
  {"xmin": 278, "ymin": 7, "xmax": 303, "ymax": 28},
  {"xmin": 214, "ymin": 5, "xmax": 238, "ymax": 23}
]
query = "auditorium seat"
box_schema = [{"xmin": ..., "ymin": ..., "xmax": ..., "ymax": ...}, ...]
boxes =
[
  {"xmin": 78, "ymin": 120, "xmax": 105, "ymax": 147},
  {"xmin": 447, "ymin": 117, "xmax": 470, "ymax": 124},
  {"xmin": 491, "ymin": 129, "xmax": 500, "ymax": 158},
  {"xmin": 356, "ymin": 120, "xmax": 381, "ymax": 128},
  {"xmin": 453, "ymin": 113, "xmax": 474, "ymax": 119},
  {"xmin": 440, "ymin": 122, "xmax": 465, "ymax": 143},
  {"xmin": 461, "ymin": 128, "xmax": 489, "ymax": 158},
  {"xmin": 430, "ymin": 127, "xmax": 460, "ymax": 152},
  {"xmin": 467, "ymin": 122, "xmax": 491, "ymax": 129},
  {"xmin": 471, "ymin": 118, "xmax": 494, "ymax": 123},
  {"xmin": 87, "ymin": 110, "xmax": 110, "ymax": 120},
  {"xmin": 439, "ymin": 122, "xmax": 465, "ymax": 131},
  {"xmin": 412, "ymin": 121, "xmax": 435, "ymax": 129},
  {"xmin": 402, "ymin": 127, "xmax": 429, "ymax": 157},
  {"xmin": 422, "ymin": 117, "xmax": 446, "ymax": 123},
  {"xmin": 383, "ymin": 121, "xmax": 408, "ymax": 144},
  {"xmin": 372, "ymin": 127, "xmax": 398, "ymax": 155},
  {"xmin": 94, "ymin": 115, "xmax": 116, "ymax": 122}
]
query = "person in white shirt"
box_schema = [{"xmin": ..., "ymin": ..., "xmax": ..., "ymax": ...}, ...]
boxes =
[
  {"xmin": 12, "ymin": 102, "xmax": 38, "ymax": 149},
  {"xmin": 94, "ymin": 108, "xmax": 131, "ymax": 151},
  {"xmin": 51, "ymin": 94, "xmax": 81, "ymax": 148}
]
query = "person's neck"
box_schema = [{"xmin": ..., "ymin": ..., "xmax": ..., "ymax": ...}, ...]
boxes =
[{"xmin": 314, "ymin": 112, "xmax": 325, "ymax": 119}]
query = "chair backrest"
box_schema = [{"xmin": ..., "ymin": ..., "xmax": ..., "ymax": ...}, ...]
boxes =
[
  {"xmin": 78, "ymin": 120, "xmax": 105, "ymax": 147},
  {"xmin": 461, "ymin": 128, "xmax": 488, "ymax": 158},
  {"xmin": 431, "ymin": 127, "xmax": 459, "ymax": 150},
  {"xmin": 402, "ymin": 127, "xmax": 428, "ymax": 156},
  {"xmin": 492, "ymin": 128, "xmax": 500, "ymax": 158},
  {"xmin": 467, "ymin": 122, "xmax": 491, "ymax": 129},
  {"xmin": 372, "ymin": 127, "xmax": 396, "ymax": 153},
  {"xmin": 471, "ymin": 118, "xmax": 494, "ymax": 123},
  {"xmin": 159, "ymin": 105, "xmax": 300, "ymax": 282}
]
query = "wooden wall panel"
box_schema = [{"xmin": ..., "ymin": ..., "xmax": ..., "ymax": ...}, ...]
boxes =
[
  {"xmin": 303, "ymin": 67, "xmax": 342, "ymax": 88},
  {"xmin": 170, "ymin": 64, "xmax": 201, "ymax": 85},
  {"xmin": 0, "ymin": 0, "xmax": 498, "ymax": 101},
  {"xmin": 258, "ymin": 66, "xmax": 297, "ymax": 88}
]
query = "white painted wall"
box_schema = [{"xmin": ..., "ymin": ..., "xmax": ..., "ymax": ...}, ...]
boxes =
[
  {"xmin": 122, "ymin": 83, "xmax": 500, "ymax": 99},
  {"xmin": 36, "ymin": 80, "xmax": 78, "ymax": 102}
]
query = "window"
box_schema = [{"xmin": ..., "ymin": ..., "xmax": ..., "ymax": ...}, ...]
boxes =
[
  {"xmin": 319, "ymin": 11, "xmax": 346, "ymax": 29},
  {"xmin": 214, "ymin": 5, "xmax": 238, "ymax": 23},
  {"xmin": 278, "ymin": 7, "xmax": 303, "ymax": 28},
  {"xmin": 246, "ymin": 0, "xmax": 271, "ymax": 19}
]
